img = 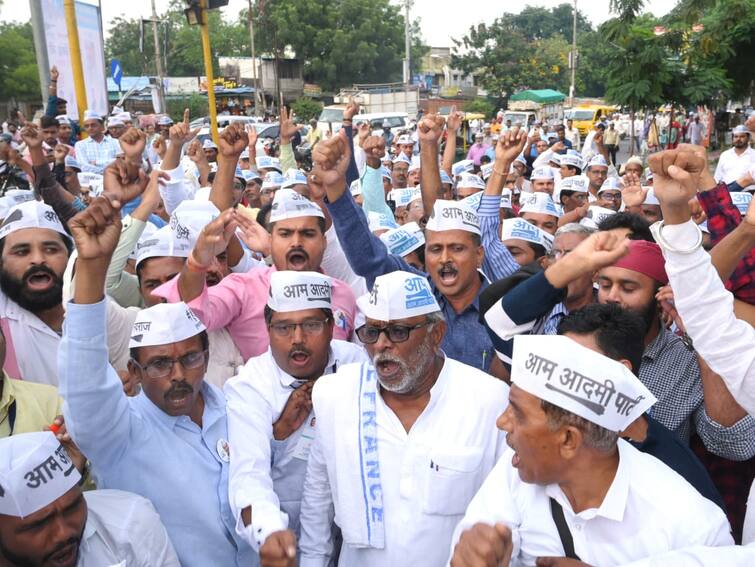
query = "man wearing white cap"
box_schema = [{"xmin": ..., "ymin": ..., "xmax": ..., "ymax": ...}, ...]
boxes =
[
  {"xmin": 259, "ymin": 171, "xmax": 285, "ymax": 207},
  {"xmin": 202, "ymin": 138, "xmax": 219, "ymax": 163},
  {"xmin": 449, "ymin": 335, "xmax": 733, "ymax": 566},
  {"xmin": 298, "ymin": 270, "xmax": 509, "ymax": 567},
  {"xmin": 225, "ymin": 271, "xmax": 367, "ymax": 563},
  {"xmin": 59, "ymin": 214, "xmax": 257, "ymax": 566},
  {"xmin": 257, "ymin": 155, "xmax": 283, "ymax": 175},
  {"xmin": 555, "ymin": 175, "xmax": 589, "ymax": 218},
  {"xmin": 530, "ymin": 166, "xmax": 556, "ymax": 195},
  {"xmin": 155, "ymin": 189, "xmax": 356, "ymax": 361},
  {"xmin": 596, "ymin": 176, "xmax": 623, "ymax": 212},
  {"xmin": 106, "ymin": 116, "xmax": 126, "ymax": 140},
  {"xmin": 585, "ymin": 154, "xmax": 610, "ymax": 201},
  {"xmin": 379, "ymin": 222, "xmax": 425, "ymax": 271},
  {"xmin": 714, "ymin": 124, "xmax": 754, "ymax": 191},
  {"xmin": 391, "ymin": 153, "xmax": 410, "ymax": 189},
  {"xmin": 0, "ymin": 432, "xmax": 180, "ymax": 566},
  {"xmin": 73, "ymin": 111, "xmax": 120, "ymax": 174},
  {"xmin": 456, "ymin": 172, "xmax": 486, "ymax": 200},
  {"xmin": 518, "ymin": 192, "xmax": 560, "ymax": 235},
  {"xmin": 501, "ymin": 218, "xmax": 553, "ymax": 267}
]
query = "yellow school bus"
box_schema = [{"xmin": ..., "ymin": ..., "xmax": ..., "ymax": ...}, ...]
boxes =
[{"xmin": 566, "ymin": 105, "xmax": 618, "ymax": 137}]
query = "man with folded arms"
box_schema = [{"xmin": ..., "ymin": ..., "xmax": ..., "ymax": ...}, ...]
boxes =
[
  {"xmin": 226, "ymin": 271, "xmax": 366, "ymax": 564},
  {"xmin": 449, "ymin": 335, "xmax": 733, "ymax": 566},
  {"xmin": 297, "ymin": 270, "xmax": 509, "ymax": 567}
]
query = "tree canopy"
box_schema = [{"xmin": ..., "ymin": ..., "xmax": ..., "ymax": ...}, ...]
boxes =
[{"xmin": 0, "ymin": 22, "xmax": 40, "ymax": 102}]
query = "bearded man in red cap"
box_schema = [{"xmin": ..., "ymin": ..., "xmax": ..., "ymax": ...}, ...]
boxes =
[{"xmin": 594, "ymin": 239, "xmax": 755, "ymax": 461}]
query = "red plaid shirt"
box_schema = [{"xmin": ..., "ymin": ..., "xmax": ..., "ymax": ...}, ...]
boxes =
[{"xmin": 697, "ymin": 183, "xmax": 755, "ymax": 305}]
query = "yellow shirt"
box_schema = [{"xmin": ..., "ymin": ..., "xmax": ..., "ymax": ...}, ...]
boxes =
[{"xmin": 0, "ymin": 374, "xmax": 62, "ymax": 437}]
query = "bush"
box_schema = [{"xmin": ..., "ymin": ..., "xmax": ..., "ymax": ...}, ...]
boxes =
[
  {"xmin": 167, "ymin": 93, "xmax": 209, "ymax": 122},
  {"xmin": 464, "ymin": 98, "xmax": 495, "ymax": 118},
  {"xmin": 290, "ymin": 97, "xmax": 323, "ymax": 122}
]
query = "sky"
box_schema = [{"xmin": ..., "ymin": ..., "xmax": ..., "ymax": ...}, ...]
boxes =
[{"xmin": 3, "ymin": 0, "xmax": 679, "ymax": 47}]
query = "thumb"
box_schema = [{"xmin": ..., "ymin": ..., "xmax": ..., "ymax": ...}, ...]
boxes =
[
  {"xmin": 535, "ymin": 558, "xmax": 555, "ymax": 567},
  {"xmin": 494, "ymin": 522, "xmax": 510, "ymax": 539},
  {"xmin": 667, "ymin": 164, "xmax": 690, "ymax": 182}
]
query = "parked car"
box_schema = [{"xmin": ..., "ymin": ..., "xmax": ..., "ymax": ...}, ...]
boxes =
[{"xmin": 196, "ymin": 122, "xmax": 280, "ymax": 155}]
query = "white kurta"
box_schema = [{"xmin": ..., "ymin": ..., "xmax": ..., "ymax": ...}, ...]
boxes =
[
  {"xmin": 226, "ymin": 340, "xmax": 368, "ymax": 551},
  {"xmin": 450, "ymin": 439, "xmax": 733, "ymax": 566},
  {"xmin": 713, "ymin": 146, "xmax": 755, "ymax": 187},
  {"xmin": 299, "ymin": 357, "xmax": 510, "ymax": 567},
  {"xmin": 77, "ymin": 489, "xmax": 179, "ymax": 566}
]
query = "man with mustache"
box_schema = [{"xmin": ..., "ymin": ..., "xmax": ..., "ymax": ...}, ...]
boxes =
[
  {"xmin": 296, "ymin": 270, "xmax": 509, "ymax": 567},
  {"xmin": 225, "ymin": 271, "xmax": 366, "ymax": 564},
  {"xmin": 59, "ymin": 196, "xmax": 257, "ymax": 566},
  {"xmin": 0, "ymin": 432, "xmax": 179, "ymax": 566}
]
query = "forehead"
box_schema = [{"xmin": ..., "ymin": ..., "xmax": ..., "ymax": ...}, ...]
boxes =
[
  {"xmin": 553, "ymin": 231, "xmax": 587, "ymax": 249},
  {"xmin": 273, "ymin": 216, "xmax": 321, "ymax": 232},
  {"xmin": 522, "ymin": 212, "xmax": 557, "ymax": 224},
  {"xmin": 425, "ymin": 228, "xmax": 476, "ymax": 247},
  {"xmin": 503, "ymin": 238, "xmax": 534, "ymax": 251},
  {"xmin": 2, "ymin": 227, "xmax": 66, "ymax": 249},
  {"xmin": 270, "ymin": 307, "xmax": 325, "ymax": 322},
  {"xmin": 598, "ymin": 265, "xmax": 654, "ymax": 287},
  {"xmin": 140, "ymin": 256, "xmax": 185, "ymax": 277},
  {"xmin": 83, "ymin": 120, "xmax": 101, "ymax": 128},
  {"xmin": 366, "ymin": 314, "xmax": 425, "ymax": 327},
  {"xmin": 589, "ymin": 166, "xmax": 608, "ymax": 174},
  {"xmin": 134, "ymin": 334, "xmax": 204, "ymax": 361},
  {"xmin": 509, "ymin": 383, "xmax": 543, "ymax": 413}
]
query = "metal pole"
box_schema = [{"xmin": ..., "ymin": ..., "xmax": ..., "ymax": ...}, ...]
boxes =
[
  {"xmin": 200, "ymin": 0, "xmax": 219, "ymax": 144},
  {"xmin": 63, "ymin": 0, "xmax": 88, "ymax": 124},
  {"xmin": 569, "ymin": 0, "xmax": 577, "ymax": 107},
  {"xmin": 248, "ymin": 0, "xmax": 260, "ymax": 116},
  {"xmin": 150, "ymin": 0, "xmax": 167, "ymax": 114},
  {"xmin": 403, "ymin": 0, "xmax": 411, "ymax": 85},
  {"xmin": 29, "ymin": 0, "xmax": 50, "ymax": 107}
]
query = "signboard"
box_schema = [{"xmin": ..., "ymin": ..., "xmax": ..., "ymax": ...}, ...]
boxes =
[
  {"xmin": 40, "ymin": 0, "xmax": 108, "ymax": 120},
  {"xmin": 110, "ymin": 59, "xmax": 123, "ymax": 91}
]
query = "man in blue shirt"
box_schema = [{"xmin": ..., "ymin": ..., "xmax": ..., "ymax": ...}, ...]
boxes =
[{"xmin": 58, "ymin": 196, "xmax": 257, "ymax": 567}]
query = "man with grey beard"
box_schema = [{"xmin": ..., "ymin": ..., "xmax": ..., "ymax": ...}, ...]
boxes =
[{"xmin": 291, "ymin": 270, "xmax": 509, "ymax": 567}]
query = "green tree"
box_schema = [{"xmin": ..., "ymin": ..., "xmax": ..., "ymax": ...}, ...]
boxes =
[
  {"xmin": 511, "ymin": 4, "xmax": 592, "ymax": 40},
  {"xmin": 464, "ymin": 98, "xmax": 495, "ymax": 117},
  {"xmin": 290, "ymin": 97, "xmax": 323, "ymax": 121},
  {"xmin": 0, "ymin": 22, "xmax": 40, "ymax": 102}
]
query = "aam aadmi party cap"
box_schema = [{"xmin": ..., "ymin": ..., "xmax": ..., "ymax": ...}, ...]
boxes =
[
  {"xmin": 357, "ymin": 270, "xmax": 440, "ymax": 322},
  {"xmin": 392, "ymin": 153, "xmax": 412, "ymax": 167},
  {"xmin": 269, "ymin": 189, "xmax": 324, "ymax": 223},
  {"xmin": 0, "ymin": 432, "xmax": 81, "ymax": 518},
  {"xmin": 135, "ymin": 225, "xmax": 193, "ymax": 268},
  {"xmin": 129, "ymin": 221, "xmax": 158, "ymax": 261},
  {"xmin": 0, "ymin": 201, "xmax": 71, "ymax": 241},
  {"xmin": 367, "ymin": 211, "xmax": 399, "ymax": 233},
  {"xmin": 587, "ymin": 154, "xmax": 609, "ymax": 170},
  {"xmin": 480, "ymin": 163, "xmax": 494, "ymax": 181},
  {"xmin": 560, "ymin": 153, "xmax": 583, "ymax": 170},
  {"xmin": 170, "ymin": 200, "xmax": 220, "ymax": 243},
  {"xmin": 256, "ymin": 155, "xmax": 282, "ymax": 172},
  {"xmin": 129, "ymin": 301, "xmax": 206, "ymax": 348},
  {"xmin": 501, "ymin": 218, "xmax": 553, "ymax": 253},
  {"xmin": 281, "ymin": 168, "xmax": 308, "ymax": 189},
  {"xmin": 425, "ymin": 199, "xmax": 481, "ymax": 236},
  {"xmin": 83, "ymin": 109, "xmax": 101, "ymax": 122},
  {"xmin": 557, "ymin": 175, "xmax": 589, "ymax": 194},
  {"xmin": 56, "ymin": 114, "xmax": 71, "ymax": 125},
  {"xmin": 587, "ymin": 205, "xmax": 616, "ymax": 225},
  {"xmin": 440, "ymin": 170, "xmax": 453, "ymax": 185},
  {"xmin": 457, "ymin": 172, "xmax": 486, "ymax": 191},
  {"xmin": 732, "ymin": 124, "xmax": 750, "ymax": 135},
  {"xmin": 381, "ymin": 166, "xmax": 393, "ymax": 181},
  {"xmin": 511, "ymin": 335, "xmax": 656, "ymax": 432},
  {"xmin": 518, "ymin": 192, "xmax": 561, "ymax": 218},
  {"xmin": 380, "ymin": 224, "xmax": 425, "ymax": 257},
  {"xmin": 452, "ymin": 159, "xmax": 474, "ymax": 177},
  {"xmin": 408, "ymin": 156, "xmax": 421, "ymax": 173},
  {"xmin": 500, "ymin": 188, "xmax": 513, "ymax": 210},
  {"xmin": 531, "ymin": 167, "xmax": 554, "ymax": 181},
  {"xmin": 598, "ymin": 177, "xmax": 622, "ymax": 194},
  {"xmin": 0, "ymin": 190, "xmax": 36, "ymax": 220},
  {"xmin": 396, "ymin": 135, "xmax": 413, "ymax": 146},
  {"xmin": 350, "ymin": 179, "xmax": 362, "ymax": 196},
  {"xmin": 643, "ymin": 187, "xmax": 660, "ymax": 206},
  {"xmin": 389, "ymin": 188, "xmax": 418, "ymax": 207},
  {"xmin": 267, "ymin": 270, "xmax": 332, "ymax": 313},
  {"xmin": 262, "ymin": 171, "xmax": 285, "ymax": 190},
  {"xmin": 730, "ymin": 192, "xmax": 752, "ymax": 215},
  {"xmin": 202, "ymin": 139, "xmax": 218, "ymax": 151},
  {"xmin": 156, "ymin": 115, "xmax": 173, "ymax": 126},
  {"xmin": 461, "ymin": 191, "xmax": 483, "ymax": 211}
]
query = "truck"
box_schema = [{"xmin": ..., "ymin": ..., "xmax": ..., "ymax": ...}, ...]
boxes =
[
  {"xmin": 564, "ymin": 105, "xmax": 620, "ymax": 137},
  {"xmin": 317, "ymin": 82, "xmax": 420, "ymax": 134},
  {"xmin": 505, "ymin": 89, "xmax": 566, "ymax": 127}
]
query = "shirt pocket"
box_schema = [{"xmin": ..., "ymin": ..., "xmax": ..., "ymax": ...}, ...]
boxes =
[{"xmin": 423, "ymin": 446, "xmax": 484, "ymax": 516}]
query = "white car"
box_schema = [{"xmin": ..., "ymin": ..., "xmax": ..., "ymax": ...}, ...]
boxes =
[{"xmin": 196, "ymin": 121, "xmax": 280, "ymax": 155}]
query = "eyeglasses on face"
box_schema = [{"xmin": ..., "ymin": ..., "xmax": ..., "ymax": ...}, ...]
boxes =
[
  {"xmin": 132, "ymin": 350, "xmax": 208, "ymax": 379},
  {"xmin": 268, "ymin": 318, "xmax": 330, "ymax": 338},
  {"xmin": 355, "ymin": 321, "xmax": 433, "ymax": 344}
]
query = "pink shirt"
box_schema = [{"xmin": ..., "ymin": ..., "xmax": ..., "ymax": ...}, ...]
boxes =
[{"xmin": 154, "ymin": 266, "xmax": 357, "ymax": 360}]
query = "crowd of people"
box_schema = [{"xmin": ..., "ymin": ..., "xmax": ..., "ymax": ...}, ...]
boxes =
[{"xmin": 0, "ymin": 73, "xmax": 754, "ymax": 566}]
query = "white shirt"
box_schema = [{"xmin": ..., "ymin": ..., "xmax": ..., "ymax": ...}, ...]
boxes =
[
  {"xmin": 564, "ymin": 127, "xmax": 580, "ymax": 150},
  {"xmin": 78, "ymin": 489, "xmax": 180, "ymax": 566},
  {"xmin": 450, "ymin": 440, "xmax": 733, "ymax": 566},
  {"xmin": 618, "ymin": 544, "xmax": 755, "ymax": 566},
  {"xmin": 225, "ymin": 340, "xmax": 368, "ymax": 551},
  {"xmin": 581, "ymin": 131, "xmax": 599, "ymax": 158},
  {"xmin": 299, "ymin": 357, "xmax": 510, "ymax": 567},
  {"xmin": 714, "ymin": 145, "xmax": 755, "ymax": 187}
]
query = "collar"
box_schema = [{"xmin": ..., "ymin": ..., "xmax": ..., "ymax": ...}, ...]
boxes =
[
  {"xmin": 135, "ymin": 381, "xmax": 221, "ymax": 430},
  {"xmin": 2, "ymin": 296, "xmax": 61, "ymax": 337},
  {"xmin": 0, "ymin": 373, "xmax": 14, "ymax": 417},
  {"xmin": 434, "ymin": 271, "xmax": 489, "ymax": 314},
  {"xmin": 546, "ymin": 439, "xmax": 630, "ymax": 522}
]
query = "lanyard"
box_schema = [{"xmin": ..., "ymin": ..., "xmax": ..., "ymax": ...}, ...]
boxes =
[{"xmin": 4, "ymin": 400, "xmax": 17, "ymax": 436}]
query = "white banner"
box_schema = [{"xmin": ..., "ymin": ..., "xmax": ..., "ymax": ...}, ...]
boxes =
[{"xmin": 40, "ymin": 0, "xmax": 108, "ymax": 120}]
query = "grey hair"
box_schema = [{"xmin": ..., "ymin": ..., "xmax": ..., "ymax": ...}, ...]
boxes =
[
  {"xmin": 554, "ymin": 223, "xmax": 596, "ymax": 239},
  {"xmin": 541, "ymin": 400, "xmax": 618, "ymax": 453},
  {"xmin": 425, "ymin": 311, "xmax": 446, "ymax": 324}
]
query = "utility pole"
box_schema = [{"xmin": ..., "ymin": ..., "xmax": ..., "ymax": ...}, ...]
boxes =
[
  {"xmin": 247, "ymin": 0, "xmax": 260, "ymax": 115},
  {"xmin": 63, "ymin": 0, "xmax": 88, "ymax": 124},
  {"xmin": 403, "ymin": 0, "xmax": 412, "ymax": 85},
  {"xmin": 29, "ymin": 0, "xmax": 50, "ymax": 107},
  {"xmin": 569, "ymin": 0, "xmax": 577, "ymax": 107},
  {"xmin": 199, "ymin": 0, "xmax": 219, "ymax": 143},
  {"xmin": 150, "ymin": 0, "xmax": 167, "ymax": 113}
]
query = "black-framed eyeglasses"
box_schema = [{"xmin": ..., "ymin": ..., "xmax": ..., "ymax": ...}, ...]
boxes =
[
  {"xmin": 356, "ymin": 321, "xmax": 433, "ymax": 344},
  {"xmin": 132, "ymin": 350, "xmax": 207, "ymax": 379},
  {"xmin": 268, "ymin": 318, "xmax": 331, "ymax": 338},
  {"xmin": 600, "ymin": 192, "xmax": 622, "ymax": 201}
]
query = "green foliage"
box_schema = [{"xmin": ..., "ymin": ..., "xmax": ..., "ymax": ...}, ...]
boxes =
[
  {"xmin": 464, "ymin": 98, "xmax": 495, "ymax": 118},
  {"xmin": 166, "ymin": 93, "xmax": 209, "ymax": 123},
  {"xmin": 290, "ymin": 97, "xmax": 323, "ymax": 121},
  {"xmin": 0, "ymin": 22, "xmax": 40, "ymax": 102}
]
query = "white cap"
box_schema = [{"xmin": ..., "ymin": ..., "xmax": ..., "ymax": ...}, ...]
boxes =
[
  {"xmin": 240, "ymin": 149, "xmax": 250, "ymax": 160},
  {"xmin": 457, "ymin": 172, "xmax": 486, "ymax": 191},
  {"xmin": 156, "ymin": 115, "xmax": 173, "ymax": 126},
  {"xmin": 732, "ymin": 124, "xmax": 750, "ymax": 135},
  {"xmin": 267, "ymin": 271, "xmax": 332, "ymax": 312},
  {"xmin": 367, "ymin": 211, "xmax": 398, "ymax": 233},
  {"xmin": 115, "ymin": 112, "xmax": 132, "ymax": 123},
  {"xmin": 451, "ymin": 159, "xmax": 474, "ymax": 176},
  {"xmin": 357, "ymin": 271, "xmax": 440, "ymax": 322},
  {"xmin": 269, "ymin": 189, "xmax": 324, "ymax": 223},
  {"xmin": 531, "ymin": 166, "xmax": 555, "ymax": 181},
  {"xmin": 0, "ymin": 190, "xmax": 36, "ymax": 220},
  {"xmin": 643, "ymin": 187, "xmax": 660, "ymax": 206},
  {"xmin": 380, "ymin": 225, "xmax": 425, "ymax": 257},
  {"xmin": 500, "ymin": 189, "xmax": 513, "ymax": 209},
  {"xmin": 511, "ymin": 335, "xmax": 656, "ymax": 432},
  {"xmin": 392, "ymin": 153, "xmax": 412, "ymax": 166},
  {"xmin": 129, "ymin": 222, "xmax": 159, "ymax": 261},
  {"xmin": 501, "ymin": 218, "xmax": 553, "ymax": 252},
  {"xmin": 256, "ymin": 156, "xmax": 282, "ymax": 172},
  {"xmin": 425, "ymin": 199, "xmax": 481, "ymax": 235},
  {"xmin": 350, "ymin": 179, "xmax": 362, "ymax": 196},
  {"xmin": 261, "ymin": 171, "xmax": 285, "ymax": 190},
  {"xmin": 560, "ymin": 153, "xmax": 583, "ymax": 170},
  {"xmin": 0, "ymin": 201, "xmax": 70, "ymax": 241},
  {"xmin": 389, "ymin": 188, "xmax": 419, "ymax": 207},
  {"xmin": 598, "ymin": 177, "xmax": 622, "ymax": 193},
  {"xmin": 130, "ymin": 302, "xmax": 206, "ymax": 348},
  {"xmin": 587, "ymin": 154, "xmax": 609, "ymax": 169},
  {"xmin": 625, "ymin": 155, "xmax": 643, "ymax": 168},
  {"xmin": 202, "ymin": 139, "xmax": 218, "ymax": 150},
  {"xmin": 461, "ymin": 191, "xmax": 483, "ymax": 211},
  {"xmin": 170, "ymin": 200, "xmax": 220, "ymax": 243},
  {"xmin": 83, "ymin": 109, "xmax": 101, "ymax": 122},
  {"xmin": 135, "ymin": 225, "xmax": 192, "ymax": 267},
  {"xmin": 396, "ymin": 135, "xmax": 413, "ymax": 146},
  {"xmin": 281, "ymin": 168, "xmax": 308, "ymax": 189},
  {"xmin": 731, "ymin": 192, "xmax": 752, "ymax": 215},
  {"xmin": 480, "ymin": 162, "xmax": 494, "ymax": 181},
  {"xmin": 408, "ymin": 156, "xmax": 421, "ymax": 173},
  {"xmin": 518, "ymin": 192, "xmax": 561, "ymax": 218},
  {"xmin": 56, "ymin": 114, "xmax": 71, "ymax": 125},
  {"xmin": 587, "ymin": 205, "xmax": 616, "ymax": 225},
  {"xmin": 0, "ymin": 432, "xmax": 81, "ymax": 518},
  {"xmin": 107, "ymin": 117, "xmax": 125, "ymax": 128},
  {"xmin": 557, "ymin": 175, "xmax": 589, "ymax": 194}
]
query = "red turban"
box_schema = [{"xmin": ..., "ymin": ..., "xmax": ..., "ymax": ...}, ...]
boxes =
[{"xmin": 612, "ymin": 240, "xmax": 668, "ymax": 285}]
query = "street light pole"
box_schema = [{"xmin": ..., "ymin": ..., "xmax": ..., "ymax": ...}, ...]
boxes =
[
  {"xmin": 569, "ymin": 0, "xmax": 577, "ymax": 107},
  {"xmin": 199, "ymin": 0, "xmax": 219, "ymax": 143},
  {"xmin": 403, "ymin": 0, "xmax": 412, "ymax": 85},
  {"xmin": 63, "ymin": 0, "xmax": 88, "ymax": 124},
  {"xmin": 151, "ymin": 0, "xmax": 167, "ymax": 113},
  {"xmin": 247, "ymin": 0, "xmax": 260, "ymax": 116}
]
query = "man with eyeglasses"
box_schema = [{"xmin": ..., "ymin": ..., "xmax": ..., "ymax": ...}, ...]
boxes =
[
  {"xmin": 225, "ymin": 271, "xmax": 366, "ymax": 565},
  {"xmin": 296, "ymin": 270, "xmax": 508, "ymax": 567},
  {"xmin": 585, "ymin": 154, "xmax": 611, "ymax": 202},
  {"xmin": 596, "ymin": 177, "xmax": 623, "ymax": 212},
  {"xmin": 58, "ymin": 202, "xmax": 257, "ymax": 566}
]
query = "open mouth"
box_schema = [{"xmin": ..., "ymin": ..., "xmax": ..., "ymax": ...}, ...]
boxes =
[
  {"xmin": 376, "ymin": 358, "xmax": 401, "ymax": 378},
  {"xmin": 437, "ymin": 265, "xmax": 459, "ymax": 286},
  {"xmin": 47, "ymin": 542, "xmax": 77, "ymax": 567},
  {"xmin": 205, "ymin": 273, "xmax": 221, "ymax": 287},
  {"xmin": 25, "ymin": 272, "xmax": 53, "ymax": 291},
  {"xmin": 286, "ymin": 250, "xmax": 309, "ymax": 270},
  {"xmin": 289, "ymin": 350, "xmax": 311, "ymax": 367}
]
